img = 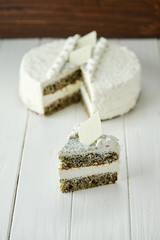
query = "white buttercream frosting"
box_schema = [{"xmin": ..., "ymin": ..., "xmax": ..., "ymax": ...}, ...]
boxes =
[
  {"xmin": 59, "ymin": 160, "xmax": 120, "ymax": 180},
  {"xmin": 20, "ymin": 37, "xmax": 141, "ymax": 119},
  {"xmin": 81, "ymin": 42, "xmax": 141, "ymax": 120},
  {"xmin": 68, "ymin": 123, "xmax": 81, "ymax": 139},
  {"xmin": 59, "ymin": 134, "xmax": 119, "ymax": 157}
]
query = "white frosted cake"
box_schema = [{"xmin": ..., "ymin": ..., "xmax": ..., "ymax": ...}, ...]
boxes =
[
  {"xmin": 19, "ymin": 31, "xmax": 141, "ymax": 120},
  {"xmin": 59, "ymin": 113, "xmax": 120, "ymax": 193}
]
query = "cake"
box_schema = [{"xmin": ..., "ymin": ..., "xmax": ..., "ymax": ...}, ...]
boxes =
[
  {"xmin": 19, "ymin": 31, "xmax": 141, "ymax": 120},
  {"xmin": 58, "ymin": 113, "xmax": 120, "ymax": 193}
]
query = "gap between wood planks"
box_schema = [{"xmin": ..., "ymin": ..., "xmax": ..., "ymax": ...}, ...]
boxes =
[
  {"xmin": 7, "ymin": 111, "xmax": 29, "ymax": 240},
  {"xmin": 7, "ymin": 38, "xmax": 42, "ymax": 240},
  {"xmin": 69, "ymin": 193, "xmax": 73, "ymax": 240},
  {"xmin": 123, "ymin": 116, "xmax": 132, "ymax": 240}
]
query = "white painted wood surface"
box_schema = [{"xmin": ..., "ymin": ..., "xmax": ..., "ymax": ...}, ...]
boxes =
[
  {"xmin": 0, "ymin": 38, "xmax": 160, "ymax": 240},
  {"xmin": 0, "ymin": 39, "xmax": 39, "ymax": 240},
  {"xmin": 121, "ymin": 39, "xmax": 160, "ymax": 240}
]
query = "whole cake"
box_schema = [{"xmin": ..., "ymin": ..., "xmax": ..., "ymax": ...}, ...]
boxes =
[
  {"xmin": 19, "ymin": 31, "xmax": 141, "ymax": 120},
  {"xmin": 59, "ymin": 113, "xmax": 120, "ymax": 193}
]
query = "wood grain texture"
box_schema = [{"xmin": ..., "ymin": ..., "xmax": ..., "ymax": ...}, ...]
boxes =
[
  {"xmin": 0, "ymin": 0, "xmax": 160, "ymax": 38},
  {"xmin": 121, "ymin": 39, "xmax": 160, "ymax": 240},
  {"xmin": 0, "ymin": 39, "xmax": 38, "ymax": 240}
]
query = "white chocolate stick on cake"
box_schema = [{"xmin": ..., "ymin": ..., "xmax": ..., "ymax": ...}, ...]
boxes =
[
  {"xmin": 19, "ymin": 31, "xmax": 141, "ymax": 120},
  {"xmin": 58, "ymin": 113, "xmax": 120, "ymax": 193}
]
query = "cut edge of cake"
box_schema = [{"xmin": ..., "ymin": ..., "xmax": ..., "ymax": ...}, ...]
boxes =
[{"xmin": 58, "ymin": 116, "xmax": 120, "ymax": 193}]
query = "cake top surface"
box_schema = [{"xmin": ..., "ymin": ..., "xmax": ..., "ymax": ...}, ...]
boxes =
[
  {"xmin": 83, "ymin": 40, "xmax": 141, "ymax": 90},
  {"xmin": 60, "ymin": 113, "xmax": 120, "ymax": 156},
  {"xmin": 20, "ymin": 32, "xmax": 96, "ymax": 86},
  {"xmin": 20, "ymin": 39, "xmax": 67, "ymax": 84},
  {"xmin": 20, "ymin": 37, "xmax": 140, "ymax": 89},
  {"xmin": 59, "ymin": 129, "xmax": 119, "ymax": 156},
  {"xmin": 93, "ymin": 44, "xmax": 140, "ymax": 85}
]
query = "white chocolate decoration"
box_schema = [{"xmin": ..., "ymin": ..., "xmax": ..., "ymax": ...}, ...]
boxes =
[
  {"xmin": 77, "ymin": 31, "xmax": 97, "ymax": 48},
  {"xmin": 78, "ymin": 112, "xmax": 102, "ymax": 146},
  {"xmin": 46, "ymin": 34, "xmax": 80, "ymax": 80},
  {"xmin": 69, "ymin": 45, "xmax": 92, "ymax": 66}
]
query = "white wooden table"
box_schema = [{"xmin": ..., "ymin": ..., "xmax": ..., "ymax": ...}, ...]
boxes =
[{"xmin": 0, "ymin": 38, "xmax": 160, "ymax": 240}]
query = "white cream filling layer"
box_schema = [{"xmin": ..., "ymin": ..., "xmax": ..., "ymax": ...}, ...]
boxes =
[
  {"xmin": 59, "ymin": 161, "xmax": 120, "ymax": 180},
  {"xmin": 43, "ymin": 81, "xmax": 82, "ymax": 107}
]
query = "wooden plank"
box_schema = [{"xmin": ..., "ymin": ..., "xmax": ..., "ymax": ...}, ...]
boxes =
[
  {"xmin": 120, "ymin": 39, "xmax": 160, "ymax": 239},
  {"xmin": 0, "ymin": 39, "xmax": 39, "ymax": 240},
  {"xmin": 0, "ymin": 0, "xmax": 160, "ymax": 38},
  {"xmin": 10, "ymin": 104, "xmax": 86, "ymax": 240},
  {"xmin": 70, "ymin": 117, "xmax": 130, "ymax": 240}
]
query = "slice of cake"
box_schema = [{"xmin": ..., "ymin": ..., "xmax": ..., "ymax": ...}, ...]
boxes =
[
  {"xmin": 20, "ymin": 31, "xmax": 141, "ymax": 119},
  {"xmin": 58, "ymin": 113, "xmax": 120, "ymax": 193}
]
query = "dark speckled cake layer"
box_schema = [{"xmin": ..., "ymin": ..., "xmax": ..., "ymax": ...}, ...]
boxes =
[
  {"xmin": 43, "ymin": 68, "xmax": 82, "ymax": 95},
  {"xmin": 60, "ymin": 172, "xmax": 118, "ymax": 193},
  {"xmin": 59, "ymin": 152, "xmax": 118, "ymax": 169},
  {"xmin": 44, "ymin": 90, "xmax": 81, "ymax": 115}
]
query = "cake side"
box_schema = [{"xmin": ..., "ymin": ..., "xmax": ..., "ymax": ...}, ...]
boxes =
[
  {"xmin": 19, "ymin": 38, "xmax": 83, "ymax": 114},
  {"xmin": 81, "ymin": 41, "xmax": 141, "ymax": 120},
  {"xmin": 19, "ymin": 61, "xmax": 44, "ymax": 114},
  {"xmin": 43, "ymin": 67, "xmax": 82, "ymax": 95},
  {"xmin": 59, "ymin": 161, "xmax": 120, "ymax": 180},
  {"xmin": 59, "ymin": 150, "xmax": 118, "ymax": 169},
  {"xmin": 44, "ymin": 90, "xmax": 81, "ymax": 115},
  {"xmin": 19, "ymin": 40, "xmax": 66, "ymax": 114}
]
